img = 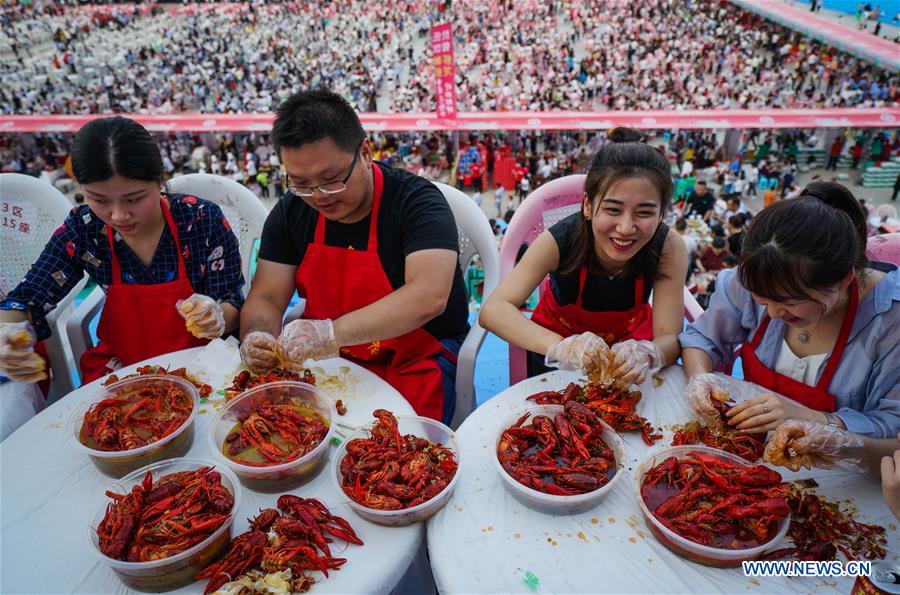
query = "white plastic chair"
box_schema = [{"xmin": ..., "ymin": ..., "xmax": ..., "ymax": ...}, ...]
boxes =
[
  {"xmin": 0, "ymin": 173, "xmax": 86, "ymax": 402},
  {"xmin": 65, "ymin": 174, "xmax": 268, "ymax": 382},
  {"xmin": 433, "ymin": 182, "xmax": 501, "ymax": 429}
]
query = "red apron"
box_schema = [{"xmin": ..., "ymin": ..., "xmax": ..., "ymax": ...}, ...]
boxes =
[
  {"xmin": 530, "ymin": 265, "xmax": 654, "ymax": 345},
  {"xmin": 739, "ymin": 278, "xmax": 859, "ymax": 412},
  {"xmin": 294, "ymin": 165, "xmax": 452, "ymax": 421},
  {"xmin": 79, "ymin": 199, "xmax": 207, "ymax": 383}
]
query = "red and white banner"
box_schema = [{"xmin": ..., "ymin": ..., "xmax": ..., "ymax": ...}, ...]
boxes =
[
  {"xmin": 430, "ymin": 23, "xmax": 458, "ymax": 122},
  {"xmin": 1, "ymin": 108, "xmax": 897, "ymax": 133}
]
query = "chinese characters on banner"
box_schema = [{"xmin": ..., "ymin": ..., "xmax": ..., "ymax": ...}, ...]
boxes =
[{"xmin": 431, "ymin": 23, "xmax": 457, "ymax": 123}]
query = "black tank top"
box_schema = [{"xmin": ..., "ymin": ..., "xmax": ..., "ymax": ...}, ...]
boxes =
[{"xmin": 547, "ymin": 213, "xmax": 668, "ymax": 312}]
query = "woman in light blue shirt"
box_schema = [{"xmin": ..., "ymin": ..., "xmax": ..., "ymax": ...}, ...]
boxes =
[{"xmin": 681, "ymin": 182, "xmax": 898, "ymax": 439}]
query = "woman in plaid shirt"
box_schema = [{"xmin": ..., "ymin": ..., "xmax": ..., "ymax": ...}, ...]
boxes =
[{"xmin": 0, "ymin": 117, "xmax": 244, "ymax": 384}]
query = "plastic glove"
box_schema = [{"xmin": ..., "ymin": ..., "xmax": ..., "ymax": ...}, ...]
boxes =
[
  {"xmin": 277, "ymin": 319, "xmax": 339, "ymax": 368},
  {"xmin": 176, "ymin": 294, "xmax": 225, "ymax": 339},
  {"xmin": 544, "ymin": 332, "xmax": 610, "ymax": 374},
  {"xmin": 685, "ymin": 373, "xmax": 732, "ymax": 430},
  {"xmin": 0, "ymin": 321, "xmax": 47, "ymax": 383},
  {"xmin": 609, "ymin": 340, "xmax": 664, "ymax": 387},
  {"xmin": 763, "ymin": 420, "xmax": 866, "ymax": 472},
  {"xmin": 239, "ymin": 331, "xmax": 280, "ymax": 374}
]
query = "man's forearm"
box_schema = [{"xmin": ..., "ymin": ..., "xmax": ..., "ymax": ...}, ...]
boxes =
[
  {"xmin": 332, "ymin": 282, "xmax": 446, "ymax": 347},
  {"xmin": 240, "ymin": 295, "xmax": 284, "ymax": 339}
]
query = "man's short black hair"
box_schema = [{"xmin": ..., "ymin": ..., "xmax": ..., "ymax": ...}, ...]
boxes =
[{"xmin": 272, "ymin": 90, "xmax": 366, "ymax": 154}]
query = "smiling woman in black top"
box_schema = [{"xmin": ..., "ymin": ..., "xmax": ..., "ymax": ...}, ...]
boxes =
[{"xmin": 480, "ymin": 128, "xmax": 688, "ymax": 386}]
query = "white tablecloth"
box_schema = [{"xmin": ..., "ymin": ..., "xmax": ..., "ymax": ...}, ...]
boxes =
[
  {"xmin": 0, "ymin": 342, "xmax": 424, "ymax": 594},
  {"xmin": 427, "ymin": 366, "xmax": 899, "ymax": 594}
]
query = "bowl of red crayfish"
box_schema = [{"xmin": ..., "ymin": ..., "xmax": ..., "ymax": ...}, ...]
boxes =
[
  {"xmin": 333, "ymin": 410, "xmax": 461, "ymax": 526},
  {"xmin": 86, "ymin": 457, "xmax": 241, "ymax": 592},
  {"xmin": 208, "ymin": 380, "xmax": 335, "ymax": 492},
  {"xmin": 493, "ymin": 403, "xmax": 624, "ymax": 515},
  {"xmin": 635, "ymin": 445, "xmax": 791, "ymax": 567},
  {"xmin": 72, "ymin": 374, "xmax": 200, "ymax": 478}
]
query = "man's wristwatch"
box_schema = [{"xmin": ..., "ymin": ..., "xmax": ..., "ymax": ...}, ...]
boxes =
[{"xmin": 824, "ymin": 412, "xmax": 839, "ymax": 427}]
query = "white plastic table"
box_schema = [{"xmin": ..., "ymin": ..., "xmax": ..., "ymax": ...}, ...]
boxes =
[
  {"xmin": 427, "ymin": 366, "xmax": 899, "ymax": 594},
  {"xmin": 0, "ymin": 342, "xmax": 425, "ymax": 594}
]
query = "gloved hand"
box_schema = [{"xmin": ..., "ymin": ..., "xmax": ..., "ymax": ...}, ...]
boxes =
[
  {"xmin": 609, "ymin": 339, "xmax": 664, "ymax": 387},
  {"xmin": 176, "ymin": 294, "xmax": 225, "ymax": 339},
  {"xmin": 685, "ymin": 373, "xmax": 732, "ymax": 430},
  {"xmin": 544, "ymin": 332, "xmax": 610, "ymax": 374},
  {"xmin": 277, "ymin": 319, "xmax": 339, "ymax": 368},
  {"xmin": 764, "ymin": 420, "xmax": 866, "ymax": 472},
  {"xmin": 239, "ymin": 331, "xmax": 280, "ymax": 374},
  {"xmin": 0, "ymin": 321, "xmax": 48, "ymax": 383}
]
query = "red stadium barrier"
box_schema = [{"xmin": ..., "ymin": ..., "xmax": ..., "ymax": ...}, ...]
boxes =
[{"xmin": 1, "ymin": 108, "xmax": 897, "ymax": 133}]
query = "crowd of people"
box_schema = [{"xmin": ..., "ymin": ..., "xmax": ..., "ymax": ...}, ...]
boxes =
[{"xmin": 2, "ymin": 0, "xmax": 898, "ymax": 116}]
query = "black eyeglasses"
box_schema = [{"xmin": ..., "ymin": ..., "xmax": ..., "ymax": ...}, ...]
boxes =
[{"xmin": 286, "ymin": 141, "xmax": 363, "ymax": 197}]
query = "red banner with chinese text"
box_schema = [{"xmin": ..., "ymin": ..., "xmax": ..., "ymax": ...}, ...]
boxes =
[{"xmin": 431, "ymin": 23, "xmax": 457, "ymax": 122}]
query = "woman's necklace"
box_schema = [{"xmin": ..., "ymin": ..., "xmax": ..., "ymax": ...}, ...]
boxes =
[{"xmin": 606, "ymin": 266, "xmax": 626, "ymax": 281}]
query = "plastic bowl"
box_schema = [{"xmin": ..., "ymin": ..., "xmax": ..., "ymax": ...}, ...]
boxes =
[
  {"xmin": 208, "ymin": 381, "xmax": 335, "ymax": 492},
  {"xmin": 72, "ymin": 374, "xmax": 199, "ymax": 478},
  {"xmin": 493, "ymin": 404, "xmax": 624, "ymax": 515},
  {"xmin": 332, "ymin": 415, "xmax": 461, "ymax": 526},
  {"xmin": 86, "ymin": 457, "xmax": 240, "ymax": 592},
  {"xmin": 635, "ymin": 445, "xmax": 790, "ymax": 567}
]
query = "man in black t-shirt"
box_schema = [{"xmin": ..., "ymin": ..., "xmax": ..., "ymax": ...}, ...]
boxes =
[
  {"xmin": 239, "ymin": 90, "xmax": 469, "ymax": 424},
  {"xmin": 685, "ymin": 181, "xmax": 716, "ymax": 221}
]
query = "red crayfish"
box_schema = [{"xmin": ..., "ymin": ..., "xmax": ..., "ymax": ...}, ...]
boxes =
[
  {"xmin": 223, "ymin": 402, "xmax": 329, "ymax": 465},
  {"xmin": 96, "ymin": 466, "xmax": 233, "ymax": 562},
  {"xmin": 499, "ymin": 400, "xmax": 617, "ymax": 496},
  {"xmin": 672, "ymin": 390, "xmax": 766, "ymax": 461},
  {"xmin": 671, "ymin": 421, "xmax": 766, "ymax": 462},
  {"xmin": 104, "ymin": 365, "xmax": 213, "ymax": 399},
  {"xmin": 80, "ymin": 381, "xmax": 194, "ymax": 451},
  {"xmin": 641, "ymin": 452, "xmax": 790, "ymax": 549},
  {"xmin": 528, "ymin": 381, "xmax": 662, "ymax": 445},
  {"xmin": 225, "ymin": 368, "xmax": 316, "ymax": 399},
  {"xmin": 762, "ymin": 484, "xmax": 887, "ymax": 562},
  {"xmin": 196, "ymin": 495, "xmax": 363, "ymax": 594},
  {"xmin": 339, "ymin": 409, "xmax": 458, "ymax": 510}
]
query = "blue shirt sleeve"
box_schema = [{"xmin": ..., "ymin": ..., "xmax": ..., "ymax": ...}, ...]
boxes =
[
  {"xmin": 0, "ymin": 209, "xmax": 85, "ymax": 340},
  {"xmin": 836, "ymin": 342, "xmax": 900, "ymax": 438},
  {"xmin": 190, "ymin": 201, "xmax": 245, "ymax": 310},
  {"xmin": 679, "ymin": 268, "xmax": 755, "ymax": 369}
]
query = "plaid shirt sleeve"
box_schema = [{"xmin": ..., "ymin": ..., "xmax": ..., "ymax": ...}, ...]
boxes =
[
  {"xmin": 0, "ymin": 208, "xmax": 86, "ymax": 340},
  {"xmin": 182, "ymin": 198, "xmax": 245, "ymax": 311}
]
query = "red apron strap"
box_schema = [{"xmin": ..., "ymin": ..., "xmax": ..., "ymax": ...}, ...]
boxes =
[
  {"xmin": 313, "ymin": 206, "xmax": 327, "ymax": 244},
  {"xmin": 104, "ymin": 199, "xmax": 184, "ymax": 283},
  {"xmin": 815, "ymin": 277, "xmax": 859, "ymax": 389},
  {"xmin": 105, "ymin": 223, "xmax": 123, "ymax": 284},
  {"xmin": 748, "ymin": 311, "xmax": 773, "ymax": 351},
  {"xmin": 159, "ymin": 198, "xmax": 189, "ymax": 280},
  {"xmin": 575, "ymin": 265, "xmax": 588, "ymax": 308},
  {"xmin": 312, "ymin": 163, "xmax": 385, "ymax": 252},
  {"xmin": 633, "ymin": 275, "xmax": 644, "ymax": 306},
  {"xmin": 367, "ymin": 163, "xmax": 384, "ymax": 252}
]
